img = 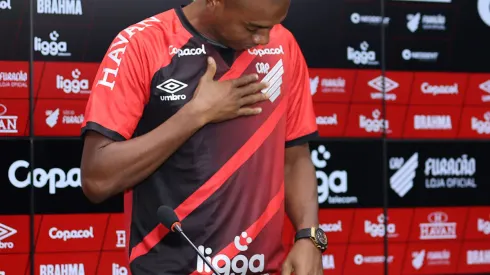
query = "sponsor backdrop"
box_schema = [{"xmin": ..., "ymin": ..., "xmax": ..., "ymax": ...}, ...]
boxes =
[{"xmin": 0, "ymin": 0, "xmax": 490, "ymax": 274}]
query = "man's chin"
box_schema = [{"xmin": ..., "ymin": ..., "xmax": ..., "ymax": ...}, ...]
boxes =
[{"xmin": 238, "ymin": 45, "xmax": 256, "ymax": 51}]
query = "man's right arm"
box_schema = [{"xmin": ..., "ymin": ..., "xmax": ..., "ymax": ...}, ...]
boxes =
[
  {"xmin": 80, "ymin": 26, "xmax": 167, "ymax": 203},
  {"xmin": 81, "ymin": 101, "xmax": 206, "ymax": 204},
  {"xmin": 81, "ymin": 30, "xmax": 267, "ymax": 203}
]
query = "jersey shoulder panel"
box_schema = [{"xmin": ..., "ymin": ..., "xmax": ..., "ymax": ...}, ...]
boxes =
[
  {"xmin": 81, "ymin": 9, "xmax": 194, "ymax": 140},
  {"xmin": 134, "ymin": 9, "xmax": 192, "ymax": 46},
  {"xmin": 120, "ymin": 9, "xmax": 192, "ymax": 71},
  {"xmin": 270, "ymin": 24, "xmax": 296, "ymax": 48}
]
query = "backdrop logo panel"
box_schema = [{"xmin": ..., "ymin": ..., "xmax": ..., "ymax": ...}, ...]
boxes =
[
  {"xmin": 0, "ymin": 100, "xmax": 29, "ymax": 136},
  {"xmin": 387, "ymin": 141, "xmax": 490, "ymax": 207},
  {"xmin": 352, "ymin": 70, "xmax": 413, "ymax": 105},
  {"xmin": 36, "ymin": 62, "xmax": 99, "ymax": 99},
  {"xmin": 313, "ymin": 103, "xmax": 348, "ymax": 137},
  {"xmin": 310, "ymin": 140, "xmax": 383, "ymax": 208},
  {"xmin": 33, "ymin": 99, "xmax": 87, "ymax": 136},
  {"xmin": 349, "ymin": 208, "xmax": 413, "ymax": 243},
  {"xmin": 308, "ymin": 69, "xmax": 355, "ymax": 103},
  {"xmin": 345, "ymin": 104, "xmax": 407, "ymax": 138}
]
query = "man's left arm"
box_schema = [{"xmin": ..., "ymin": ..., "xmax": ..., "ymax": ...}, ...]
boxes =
[
  {"xmin": 281, "ymin": 32, "xmax": 323, "ymax": 275},
  {"xmin": 285, "ymin": 143, "xmax": 318, "ymax": 232}
]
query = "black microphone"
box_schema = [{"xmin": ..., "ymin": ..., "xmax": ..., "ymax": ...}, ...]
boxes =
[{"xmin": 157, "ymin": 205, "xmax": 221, "ymax": 275}]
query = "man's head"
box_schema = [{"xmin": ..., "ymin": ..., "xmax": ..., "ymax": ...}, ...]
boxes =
[{"xmin": 202, "ymin": 0, "xmax": 290, "ymax": 50}]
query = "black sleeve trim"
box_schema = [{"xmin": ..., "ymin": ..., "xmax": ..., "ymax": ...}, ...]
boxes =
[
  {"xmin": 80, "ymin": 121, "xmax": 127, "ymax": 141},
  {"xmin": 285, "ymin": 131, "xmax": 319, "ymax": 148}
]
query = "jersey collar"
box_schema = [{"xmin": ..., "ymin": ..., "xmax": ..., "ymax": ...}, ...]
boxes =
[{"xmin": 175, "ymin": 6, "xmax": 229, "ymax": 49}]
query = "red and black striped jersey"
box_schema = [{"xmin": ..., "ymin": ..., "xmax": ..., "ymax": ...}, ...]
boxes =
[{"xmin": 81, "ymin": 6, "xmax": 317, "ymax": 275}]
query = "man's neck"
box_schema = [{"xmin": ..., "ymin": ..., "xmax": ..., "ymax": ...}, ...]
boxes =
[{"xmin": 181, "ymin": 1, "xmax": 227, "ymax": 48}]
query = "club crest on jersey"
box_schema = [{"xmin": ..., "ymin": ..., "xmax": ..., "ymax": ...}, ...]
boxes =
[
  {"xmin": 169, "ymin": 45, "xmax": 207, "ymax": 57},
  {"xmin": 259, "ymin": 59, "xmax": 284, "ymax": 103},
  {"xmin": 157, "ymin": 79, "xmax": 188, "ymax": 101},
  {"xmin": 248, "ymin": 45, "xmax": 284, "ymax": 57}
]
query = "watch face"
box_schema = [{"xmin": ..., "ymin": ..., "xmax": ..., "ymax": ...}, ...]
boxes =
[{"xmin": 315, "ymin": 228, "xmax": 328, "ymax": 246}]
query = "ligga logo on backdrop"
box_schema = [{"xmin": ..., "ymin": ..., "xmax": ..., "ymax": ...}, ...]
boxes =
[
  {"xmin": 347, "ymin": 41, "xmax": 379, "ymax": 66},
  {"xmin": 34, "ymin": 31, "xmax": 71, "ymax": 57},
  {"xmin": 312, "ymin": 145, "xmax": 358, "ymax": 205},
  {"xmin": 56, "ymin": 69, "xmax": 90, "ymax": 94}
]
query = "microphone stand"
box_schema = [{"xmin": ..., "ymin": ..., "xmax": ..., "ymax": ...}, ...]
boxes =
[{"xmin": 173, "ymin": 224, "xmax": 222, "ymax": 275}]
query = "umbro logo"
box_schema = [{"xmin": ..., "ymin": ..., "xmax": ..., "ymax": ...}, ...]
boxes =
[
  {"xmin": 0, "ymin": 223, "xmax": 16, "ymax": 242},
  {"xmin": 0, "ymin": 223, "xmax": 16, "ymax": 250},
  {"xmin": 368, "ymin": 76, "xmax": 399, "ymax": 93},
  {"xmin": 157, "ymin": 79, "xmax": 188, "ymax": 101},
  {"xmin": 479, "ymin": 80, "xmax": 490, "ymax": 94}
]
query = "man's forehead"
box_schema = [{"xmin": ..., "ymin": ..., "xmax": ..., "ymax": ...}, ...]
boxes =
[
  {"xmin": 225, "ymin": 0, "xmax": 289, "ymax": 22},
  {"xmin": 225, "ymin": 0, "xmax": 289, "ymax": 10}
]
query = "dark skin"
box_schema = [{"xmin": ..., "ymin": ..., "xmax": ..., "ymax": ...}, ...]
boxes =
[
  {"xmin": 185, "ymin": 0, "xmax": 289, "ymax": 50},
  {"xmin": 81, "ymin": 0, "xmax": 322, "ymax": 274}
]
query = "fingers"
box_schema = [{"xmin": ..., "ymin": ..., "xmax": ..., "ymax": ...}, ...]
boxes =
[
  {"xmin": 203, "ymin": 57, "xmax": 217, "ymax": 80},
  {"xmin": 281, "ymin": 262, "xmax": 293, "ymax": 275},
  {"xmin": 232, "ymin": 74, "xmax": 259, "ymax": 87},
  {"xmin": 236, "ymin": 107, "xmax": 263, "ymax": 117},
  {"xmin": 239, "ymin": 92, "xmax": 269, "ymax": 106},
  {"xmin": 238, "ymin": 81, "xmax": 269, "ymax": 96}
]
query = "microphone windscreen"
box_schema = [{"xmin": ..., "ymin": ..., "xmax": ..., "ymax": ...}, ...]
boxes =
[{"xmin": 157, "ymin": 205, "xmax": 180, "ymax": 229}]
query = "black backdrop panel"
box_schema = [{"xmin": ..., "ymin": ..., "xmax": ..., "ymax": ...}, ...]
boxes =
[
  {"xmin": 386, "ymin": 0, "xmax": 490, "ymax": 72},
  {"xmin": 0, "ymin": 140, "xmax": 30, "ymax": 214},
  {"xmin": 1, "ymin": 0, "xmax": 489, "ymax": 71},
  {"xmin": 387, "ymin": 141, "xmax": 490, "ymax": 208},
  {"xmin": 451, "ymin": 0, "xmax": 490, "ymax": 73},
  {"xmin": 310, "ymin": 139, "xmax": 384, "ymax": 209},
  {"xmin": 32, "ymin": 139, "xmax": 122, "ymax": 214},
  {"xmin": 0, "ymin": 0, "xmax": 30, "ymax": 61},
  {"xmin": 0, "ymin": 139, "xmax": 122, "ymax": 214},
  {"xmin": 282, "ymin": 0, "xmax": 348, "ymax": 69}
]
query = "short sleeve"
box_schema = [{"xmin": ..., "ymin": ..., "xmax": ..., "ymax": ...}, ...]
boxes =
[
  {"xmin": 81, "ymin": 31, "xmax": 151, "ymax": 141},
  {"xmin": 285, "ymin": 36, "xmax": 318, "ymax": 148}
]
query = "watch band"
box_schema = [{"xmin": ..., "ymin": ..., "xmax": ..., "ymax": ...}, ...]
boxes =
[
  {"xmin": 295, "ymin": 227, "xmax": 328, "ymax": 253},
  {"xmin": 294, "ymin": 228, "xmax": 312, "ymax": 242}
]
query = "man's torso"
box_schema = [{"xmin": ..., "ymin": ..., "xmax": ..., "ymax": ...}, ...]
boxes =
[{"xmin": 121, "ymin": 8, "xmax": 296, "ymax": 275}]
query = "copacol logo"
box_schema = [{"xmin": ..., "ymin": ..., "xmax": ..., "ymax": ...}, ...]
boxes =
[
  {"xmin": 311, "ymin": 145, "xmax": 358, "ymax": 205},
  {"xmin": 0, "ymin": 0, "xmax": 11, "ymax": 10},
  {"xmin": 8, "ymin": 160, "xmax": 81, "ymax": 194}
]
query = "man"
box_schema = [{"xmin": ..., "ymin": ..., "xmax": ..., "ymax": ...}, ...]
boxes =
[{"xmin": 80, "ymin": 0, "xmax": 326, "ymax": 274}]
